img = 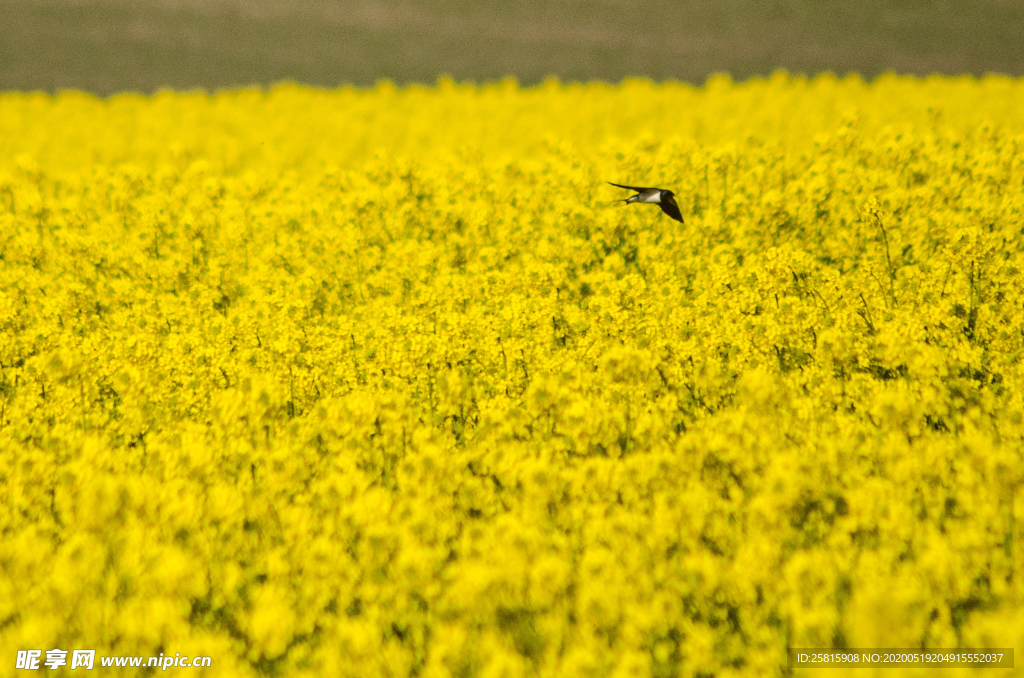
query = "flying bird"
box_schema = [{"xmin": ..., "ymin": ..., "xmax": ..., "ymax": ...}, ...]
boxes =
[{"xmin": 607, "ymin": 182, "xmax": 684, "ymax": 223}]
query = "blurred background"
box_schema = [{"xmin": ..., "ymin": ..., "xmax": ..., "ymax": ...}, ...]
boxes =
[{"xmin": 2, "ymin": 0, "xmax": 1023, "ymax": 94}]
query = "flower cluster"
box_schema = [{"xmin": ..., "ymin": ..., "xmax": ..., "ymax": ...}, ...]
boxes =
[{"xmin": 1, "ymin": 73, "xmax": 1023, "ymax": 677}]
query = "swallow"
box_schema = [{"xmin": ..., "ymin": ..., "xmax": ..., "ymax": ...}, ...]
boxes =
[{"xmin": 607, "ymin": 182, "xmax": 684, "ymax": 223}]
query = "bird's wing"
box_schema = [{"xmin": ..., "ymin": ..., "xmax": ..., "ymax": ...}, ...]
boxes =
[
  {"xmin": 607, "ymin": 181, "xmax": 656, "ymax": 193},
  {"xmin": 659, "ymin": 199, "xmax": 684, "ymax": 223}
]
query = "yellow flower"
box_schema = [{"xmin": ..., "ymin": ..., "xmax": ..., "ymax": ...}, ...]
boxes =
[{"xmin": 1, "ymin": 74, "xmax": 1023, "ymax": 677}]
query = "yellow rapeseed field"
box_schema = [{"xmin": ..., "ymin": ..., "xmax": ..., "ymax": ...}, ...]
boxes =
[{"xmin": 2, "ymin": 73, "xmax": 1024, "ymax": 677}]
